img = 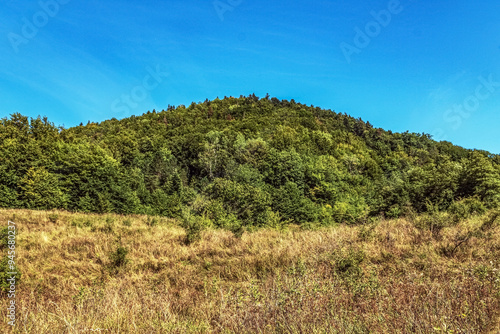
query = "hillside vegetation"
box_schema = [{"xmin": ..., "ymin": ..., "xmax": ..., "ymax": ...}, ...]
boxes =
[
  {"xmin": 0, "ymin": 208, "xmax": 499, "ymax": 333},
  {"xmin": 1, "ymin": 97, "xmax": 500, "ymax": 332},
  {"xmin": 1, "ymin": 95, "xmax": 499, "ymax": 233}
]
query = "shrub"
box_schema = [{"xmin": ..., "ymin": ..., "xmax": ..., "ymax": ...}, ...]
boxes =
[
  {"xmin": 109, "ymin": 237, "xmax": 128, "ymax": 268},
  {"xmin": 414, "ymin": 201, "xmax": 454, "ymax": 238},
  {"xmin": 331, "ymin": 199, "xmax": 369, "ymax": 225},
  {"xmin": 205, "ymin": 178, "xmax": 272, "ymax": 227},
  {"xmin": 110, "ymin": 246, "xmax": 128, "ymax": 267},
  {"xmin": 221, "ymin": 214, "xmax": 245, "ymax": 238},
  {"xmin": 181, "ymin": 209, "xmax": 210, "ymax": 245},
  {"xmin": 334, "ymin": 248, "xmax": 365, "ymax": 279},
  {"xmin": 264, "ymin": 210, "xmax": 289, "ymax": 230},
  {"xmin": 448, "ymin": 197, "xmax": 487, "ymax": 221},
  {"xmin": 101, "ymin": 216, "xmax": 115, "ymax": 234},
  {"xmin": 48, "ymin": 213, "xmax": 59, "ymax": 223},
  {"xmin": 386, "ymin": 205, "xmax": 401, "ymax": 219}
]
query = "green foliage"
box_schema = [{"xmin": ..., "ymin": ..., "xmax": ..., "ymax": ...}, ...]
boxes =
[
  {"xmin": 273, "ymin": 182, "xmax": 320, "ymax": 224},
  {"xmin": 264, "ymin": 210, "xmax": 290, "ymax": 229},
  {"xmin": 108, "ymin": 236, "xmax": 128, "ymax": 268},
  {"xmin": 331, "ymin": 195, "xmax": 370, "ymax": 224},
  {"xmin": 263, "ymin": 148, "xmax": 305, "ymax": 189},
  {"xmin": 334, "ymin": 248, "xmax": 365, "ymax": 279},
  {"xmin": 0, "ymin": 185, "xmax": 19, "ymax": 209},
  {"xmin": 227, "ymin": 219, "xmax": 245, "ymax": 238},
  {"xmin": 102, "ymin": 216, "xmax": 115, "ymax": 234},
  {"xmin": 386, "ymin": 205, "xmax": 402, "ymax": 219},
  {"xmin": 414, "ymin": 201, "xmax": 455, "ymax": 237},
  {"xmin": 204, "ymin": 178, "xmax": 272, "ymax": 227},
  {"xmin": 0, "ymin": 97, "xmax": 499, "ymax": 229},
  {"xmin": 48, "ymin": 213, "xmax": 59, "ymax": 223},
  {"xmin": 448, "ymin": 197, "xmax": 486, "ymax": 221},
  {"xmin": 20, "ymin": 167, "xmax": 67, "ymax": 210},
  {"xmin": 181, "ymin": 209, "xmax": 209, "ymax": 245}
]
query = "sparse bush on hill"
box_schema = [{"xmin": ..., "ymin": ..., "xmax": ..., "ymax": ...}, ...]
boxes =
[
  {"xmin": 334, "ymin": 247, "xmax": 365, "ymax": 279},
  {"xmin": 181, "ymin": 208, "xmax": 207, "ymax": 245},
  {"xmin": 108, "ymin": 236, "xmax": 128, "ymax": 269}
]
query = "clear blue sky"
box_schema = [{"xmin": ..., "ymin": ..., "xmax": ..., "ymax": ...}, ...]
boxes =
[{"xmin": 1, "ymin": 0, "xmax": 499, "ymax": 153}]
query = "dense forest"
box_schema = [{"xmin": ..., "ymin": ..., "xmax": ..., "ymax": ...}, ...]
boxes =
[{"xmin": 1, "ymin": 95, "xmax": 499, "ymax": 231}]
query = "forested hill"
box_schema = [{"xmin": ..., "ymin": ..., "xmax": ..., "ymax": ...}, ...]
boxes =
[{"xmin": 1, "ymin": 95, "xmax": 499, "ymax": 228}]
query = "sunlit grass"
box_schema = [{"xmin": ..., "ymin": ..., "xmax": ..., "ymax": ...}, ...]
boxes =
[{"xmin": 0, "ymin": 208, "xmax": 499, "ymax": 333}]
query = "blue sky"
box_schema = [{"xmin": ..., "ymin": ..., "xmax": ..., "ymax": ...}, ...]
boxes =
[{"xmin": 1, "ymin": 0, "xmax": 499, "ymax": 153}]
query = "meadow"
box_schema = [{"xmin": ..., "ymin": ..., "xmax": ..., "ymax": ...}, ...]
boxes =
[{"xmin": 0, "ymin": 208, "xmax": 499, "ymax": 333}]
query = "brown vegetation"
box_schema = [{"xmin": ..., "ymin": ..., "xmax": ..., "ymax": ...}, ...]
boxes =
[{"xmin": 0, "ymin": 209, "xmax": 499, "ymax": 333}]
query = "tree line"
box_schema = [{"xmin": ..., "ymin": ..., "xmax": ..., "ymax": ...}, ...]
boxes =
[{"xmin": 1, "ymin": 95, "xmax": 499, "ymax": 230}]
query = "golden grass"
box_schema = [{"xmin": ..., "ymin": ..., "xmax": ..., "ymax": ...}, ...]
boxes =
[{"xmin": 0, "ymin": 209, "xmax": 499, "ymax": 333}]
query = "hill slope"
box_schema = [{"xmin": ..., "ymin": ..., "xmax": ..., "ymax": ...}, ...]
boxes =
[{"xmin": 1, "ymin": 95, "xmax": 499, "ymax": 229}]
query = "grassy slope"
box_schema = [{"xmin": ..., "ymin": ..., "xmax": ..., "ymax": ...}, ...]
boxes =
[{"xmin": 0, "ymin": 209, "xmax": 499, "ymax": 333}]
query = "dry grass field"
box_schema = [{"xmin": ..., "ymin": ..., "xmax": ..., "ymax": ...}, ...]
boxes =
[{"xmin": 0, "ymin": 208, "xmax": 499, "ymax": 333}]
